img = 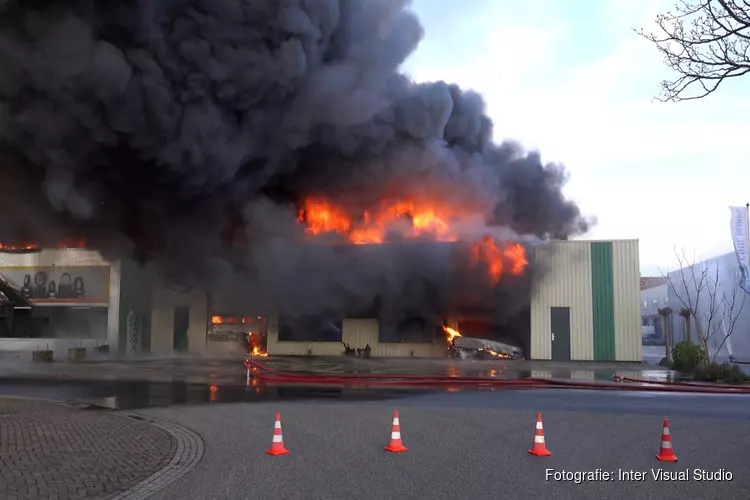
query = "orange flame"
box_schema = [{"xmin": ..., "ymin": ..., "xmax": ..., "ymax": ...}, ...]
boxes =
[
  {"xmin": 443, "ymin": 325, "xmax": 462, "ymax": 343},
  {"xmin": 0, "ymin": 239, "xmax": 87, "ymax": 251},
  {"xmin": 297, "ymin": 197, "xmax": 529, "ymax": 283},
  {"xmin": 485, "ymin": 348, "xmax": 511, "ymax": 359},
  {"xmin": 248, "ymin": 332, "xmax": 268, "ymax": 357},
  {"xmin": 251, "ymin": 345, "xmax": 268, "ymax": 357},
  {"xmin": 0, "ymin": 242, "xmax": 39, "ymax": 251},
  {"xmin": 471, "ymin": 236, "xmax": 528, "ymax": 284},
  {"xmin": 298, "ymin": 197, "xmax": 458, "ymax": 243}
]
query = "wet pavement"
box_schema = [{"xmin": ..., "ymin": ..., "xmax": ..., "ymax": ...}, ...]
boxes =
[
  {"xmin": 0, "ymin": 377, "xmax": 433, "ymax": 410},
  {"xmin": 0, "ymin": 355, "xmax": 716, "ymax": 411},
  {"xmin": 0, "ymin": 354, "xmax": 682, "ymax": 384}
]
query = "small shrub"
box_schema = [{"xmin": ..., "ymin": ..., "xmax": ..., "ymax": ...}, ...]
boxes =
[
  {"xmin": 692, "ymin": 362, "xmax": 748, "ymax": 384},
  {"xmin": 720, "ymin": 363, "xmax": 747, "ymax": 384},
  {"xmin": 671, "ymin": 341, "xmax": 707, "ymax": 373},
  {"xmin": 658, "ymin": 357, "xmax": 672, "ymax": 368}
]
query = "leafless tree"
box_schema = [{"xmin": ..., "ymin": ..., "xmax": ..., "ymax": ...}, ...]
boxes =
[
  {"xmin": 662, "ymin": 248, "xmax": 746, "ymax": 361},
  {"xmin": 658, "ymin": 306, "xmax": 674, "ymax": 360},
  {"xmin": 637, "ymin": 1, "xmax": 750, "ymax": 101}
]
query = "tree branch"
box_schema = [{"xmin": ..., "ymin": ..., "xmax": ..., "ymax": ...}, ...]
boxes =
[{"xmin": 638, "ymin": 0, "xmax": 750, "ymax": 101}]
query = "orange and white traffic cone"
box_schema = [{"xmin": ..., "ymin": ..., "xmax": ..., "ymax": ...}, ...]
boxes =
[
  {"xmin": 385, "ymin": 410, "xmax": 408, "ymax": 453},
  {"xmin": 528, "ymin": 412, "xmax": 552, "ymax": 457},
  {"xmin": 266, "ymin": 413, "xmax": 290, "ymax": 456},
  {"xmin": 656, "ymin": 418, "xmax": 678, "ymax": 462}
]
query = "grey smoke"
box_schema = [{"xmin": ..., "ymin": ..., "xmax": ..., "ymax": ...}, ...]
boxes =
[{"xmin": 0, "ymin": 0, "xmax": 591, "ymax": 321}]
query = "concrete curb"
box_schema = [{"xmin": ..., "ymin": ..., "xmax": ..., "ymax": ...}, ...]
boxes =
[{"xmin": 101, "ymin": 413, "xmax": 205, "ymax": 500}]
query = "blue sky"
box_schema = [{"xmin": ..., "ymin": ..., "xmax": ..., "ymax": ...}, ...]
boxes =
[{"xmin": 404, "ymin": 0, "xmax": 750, "ymax": 275}]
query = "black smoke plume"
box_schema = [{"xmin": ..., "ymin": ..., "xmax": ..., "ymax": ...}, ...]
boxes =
[{"xmin": 0, "ymin": 0, "xmax": 591, "ymax": 321}]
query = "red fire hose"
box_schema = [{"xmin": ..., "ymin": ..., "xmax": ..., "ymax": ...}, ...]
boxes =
[
  {"xmin": 244, "ymin": 359, "xmax": 750, "ymax": 394},
  {"xmin": 618, "ymin": 376, "xmax": 749, "ymax": 390}
]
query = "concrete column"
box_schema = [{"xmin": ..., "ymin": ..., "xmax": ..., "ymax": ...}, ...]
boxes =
[{"xmin": 187, "ymin": 290, "xmax": 207, "ymax": 354}]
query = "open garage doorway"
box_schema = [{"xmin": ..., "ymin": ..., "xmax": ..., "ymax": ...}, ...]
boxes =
[{"xmin": 456, "ymin": 307, "xmax": 530, "ymax": 359}]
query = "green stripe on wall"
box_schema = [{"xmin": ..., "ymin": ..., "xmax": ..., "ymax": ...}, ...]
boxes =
[{"xmin": 591, "ymin": 242, "xmax": 615, "ymax": 361}]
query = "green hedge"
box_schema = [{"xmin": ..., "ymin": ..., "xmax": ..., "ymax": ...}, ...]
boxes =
[{"xmin": 660, "ymin": 341, "xmax": 749, "ymax": 384}]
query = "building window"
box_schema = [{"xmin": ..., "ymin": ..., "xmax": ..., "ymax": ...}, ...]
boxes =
[
  {"xmin": 379, "ymin": 316, "xmax": 441, "ymax": 343},
  {"xmin": 277, "ymin": 315, "xmax": 343, "ymax": 342}
]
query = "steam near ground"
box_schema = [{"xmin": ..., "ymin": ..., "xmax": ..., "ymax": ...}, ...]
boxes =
[{"xmin": 0, "ymin": 0, "xmax": 592, "ymax": 322}]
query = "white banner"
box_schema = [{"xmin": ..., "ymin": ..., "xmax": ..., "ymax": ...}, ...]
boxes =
[{"xmin": 729, "ymin": 206, "xmax": 750, "ymax": 294}]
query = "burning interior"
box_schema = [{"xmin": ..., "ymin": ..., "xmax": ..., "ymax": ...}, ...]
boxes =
[{"xmin": 228, "ymin": 195, "xmax": 537, "ymax": 359}]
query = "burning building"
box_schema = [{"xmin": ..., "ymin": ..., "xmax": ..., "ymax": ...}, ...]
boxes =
[
  {"xmin": 0, "ymin": 2, "xmax": 642, "ymax": 361},
  {"xmin": 0, "ymin": 238, "xmax": 641, "ymax": 363}
]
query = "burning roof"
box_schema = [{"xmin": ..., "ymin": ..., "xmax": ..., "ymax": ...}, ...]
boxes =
[
  {"xmin": 297, "ymin": 196, "xmax": 529, "ymax": 284},
  {"xmin": 0, "ymin": 239, "xmax": 87, "ymax": 253}
]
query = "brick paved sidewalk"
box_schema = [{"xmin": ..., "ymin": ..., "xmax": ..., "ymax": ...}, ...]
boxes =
[{"xmin": 0, "ymin": 398, "xmax": 177, "ymax": 500}]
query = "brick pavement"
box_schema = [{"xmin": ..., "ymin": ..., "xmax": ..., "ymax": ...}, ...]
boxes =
[{"xmin": 0, "ymin": 398, "xmax": 178, "ymax": 500}]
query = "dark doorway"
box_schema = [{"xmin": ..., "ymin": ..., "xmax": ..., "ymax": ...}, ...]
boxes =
[
  {"xmin": 173, "ymin": 306, "xmax": 190, "ymax": 352},
  {"xmin": 550, "ymin": 307, "xmax": 571, "ymax": 361}
]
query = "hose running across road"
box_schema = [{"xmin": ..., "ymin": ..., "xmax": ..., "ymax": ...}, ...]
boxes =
[{"xmin": 245, "ymin": 358, "xmax": 750, "ymax": 394}]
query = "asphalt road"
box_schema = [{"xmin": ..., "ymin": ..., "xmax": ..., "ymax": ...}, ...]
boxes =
[{"xmin": 139, "ymin": 389, "xmax": 750, "ymax": 500}]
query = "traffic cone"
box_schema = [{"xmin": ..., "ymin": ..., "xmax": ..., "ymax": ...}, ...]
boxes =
[
  {"xmin": 528, "ymin": 412, "xmax": 552, "ymax": 457},
  {"xmin": 384, "ymin": 410, "xmax": 408, "ymax": 453},
  {"xmin": 266, "ymin": 413, "xmax": 290, "ymax": 456},
  {"xmin": 656, "ymin": 418, "xmax": 678, "ymax": 462}
]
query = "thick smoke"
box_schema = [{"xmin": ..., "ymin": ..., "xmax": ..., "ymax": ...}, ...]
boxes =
[{"xmin": 0, "ymin": 0, "xmax": 591, "ymax": 321}]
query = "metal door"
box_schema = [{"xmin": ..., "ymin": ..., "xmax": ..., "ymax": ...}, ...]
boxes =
[{"xmin": 550, "ymin": 307, "xmax": 571, "ymax": 361}]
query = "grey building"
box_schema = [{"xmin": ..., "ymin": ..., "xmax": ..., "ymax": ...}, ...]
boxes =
[{"xmin": 664, "ymin": 252, "xmax": 750, "ymax": 361}]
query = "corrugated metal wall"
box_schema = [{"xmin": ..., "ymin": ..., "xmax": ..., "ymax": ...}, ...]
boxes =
[
  {"xmin": 149, "ymin": 287, "xmax": 208, "ymax": 354},
  {"xmin": 612, "ymin": 240, "xmax": 642, "ymax": 361},
  {"xmin": 530, "ymin": 241, "xmax": 594, "ymax": 360},
  {"xmin": 591, "ymin": 242, "xmax": 615, "ymax": 359},
  {"xmin": 266, "ymin": 316, "xmax": 446, "ymax": 357},
  {"xmin": 530, "ymin": 240, "xmax": 641, "ymax": 362}
]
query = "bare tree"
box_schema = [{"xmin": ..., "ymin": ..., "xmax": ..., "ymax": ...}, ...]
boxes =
[
  {"xmin": 658, "ymin": 306, "xmax": 674, "ymax": 361},
  {"xmin": 662, "ymin": 248, "xmax": 746, "ymax": 361},
  {"xmin": 638, "ymin": 1, "xmax": 750, "ymax": 101}
]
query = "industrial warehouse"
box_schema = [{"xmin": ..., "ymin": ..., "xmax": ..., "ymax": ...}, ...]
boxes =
[{"xmin": 0, "ymin": 239, "xmax": 641, "ymax": 362}]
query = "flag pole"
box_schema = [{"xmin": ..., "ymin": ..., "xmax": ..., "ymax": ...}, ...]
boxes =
[{"xmin": 728, "ymin": 203, "xmax": 750, "ymax": 362}]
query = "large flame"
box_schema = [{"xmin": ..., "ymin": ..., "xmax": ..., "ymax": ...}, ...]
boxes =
[
  {"xmin": 443, "ymin": 325, "xmax": 463, "ymax": 343},
  {"xmin": 298, "ymin": 197, "xmax": 529, "ymax": 283},
  {"xmin": 298, "ymin": 197, "xmax": 457, "ymax": 243},
  {"xmin": 470, "ymin": 236, "xmax": 528, "ymax": 283}
]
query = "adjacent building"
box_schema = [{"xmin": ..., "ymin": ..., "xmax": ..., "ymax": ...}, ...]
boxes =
[
  {"xmin": 0, "ymin": 239, "xmax": 643, "ymax": 362},
  {"xmin": 663, "ymin": 252, "xmax": 750, "ymax": 360},
  {"xmin": 529, "ymin": 239, "xmax": 641, "ymax": 362},
  {"xmin": 640, "ymin": 277, "xmax": 669, "ymax": 340}
]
